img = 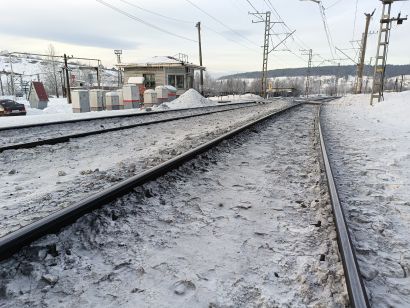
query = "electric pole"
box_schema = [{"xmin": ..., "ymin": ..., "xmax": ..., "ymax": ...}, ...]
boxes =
[
  {"xmin": 335, "ymin": 63, "xmax": 340, "ymax": 96},
  {"xmin": 196, "ymin": 22, "xmax": 204, "ymax": 96},
  {"xmin": 371, "ymin": 0, "xmax": 407, "ymax": 105},
  {"xmin": 249, "ymin": 11, "xmax": 294, "ymax": 98},
  {"xmin": 64, "ymin": 54, "xmax": 72, "ymax": 104},
  {"xmin": 8, "ymin": 53, "xmax": 15, "ymax": 96},
  {"xmin": 114, "ymin": 49, "xmax": 122, "ymax": 87},
  {"xmin": 301, "ymin": 49, "xmax": 313, "ymax": 98},
  {"xmin": 355, "ymin": 10, "xmax": 375, "ymax": 94},
  {"xmin": 0, "ymin": 73, "xmax": 3, "ymax": 96}
]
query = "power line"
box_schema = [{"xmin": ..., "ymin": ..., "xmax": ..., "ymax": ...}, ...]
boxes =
[
  {"xmin": 326, "ymin": 0, "xmax": 343, "ymax": 10},
  {"xmin": 185, "ymin": 0, "xmax": 260, "ymax": 47},
  {"xmin": 104, "ymin": 0, "xmax": 257, "ymax": 52},
  {"xmin": 352, "ymin": 0, "xmax": 359, "ymax": 41},
  {"xmin": 201, "ymin": 26, "xmax": 256, "ymax": 50},
  {"xmin": 96, "ymin": 0, "xmax": 197, "ymax": 42},
  {"xmin": 121, "ymin": 0, "xmax": 256, "ymax": 50},
  {"xmin": 259, "ymin": 0, "xmax": 325, "ymax": 63},
  {"xmin": 119, "ymin": 0, "xmax": 193, "ymax": 24}
]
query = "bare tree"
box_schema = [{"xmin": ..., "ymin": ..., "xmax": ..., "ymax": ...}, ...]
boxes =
[{"xmin": 43, "ymin": 44, "xmax": 60, "ymax": 97}]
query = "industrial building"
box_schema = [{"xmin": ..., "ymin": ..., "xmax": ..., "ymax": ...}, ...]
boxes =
[{"xmin": 119, "ymin": 56, "xmax": 205, "ymax": 96}]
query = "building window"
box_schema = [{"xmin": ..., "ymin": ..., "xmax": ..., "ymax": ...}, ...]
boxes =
[
  {"xmin": 168, "ymin": 74, "xmax": 185, "ymax": 89},
  {"xmin": 143, "ymin": 74, "xmax": 156, "ymax": 89}
]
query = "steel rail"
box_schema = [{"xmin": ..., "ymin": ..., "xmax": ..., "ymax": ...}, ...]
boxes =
[
  {"xmin": 318, "ymin": 106, "xmax": 370, "ymax": 308},
  {"xmin": 0, "ymin": 103, "xmax": 300, "ymax": 261},
  {"xmin": 0, "ymin": 103, "xmax": 259, "ymax": 152},
  {"xmin": 0, "ymin": 101, "xmax": 258, "ymax": 132}
]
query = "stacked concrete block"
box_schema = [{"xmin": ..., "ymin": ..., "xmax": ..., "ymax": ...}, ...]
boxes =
[
  {"xmin": 143, "ymin": 89, "xmax": 157, "ymax": 108},
  {"xmin": 122, "ymin": 84, "xmax": 141, "ymax": 109},
  {"xmin": 89, "ymin": 90, "xmax": 106, "ymax": 111},
  {"xmin": 71, "ymin": 90, "xmax": 90, "ymax": 113},
  {"xmin": 105, "ymin": 92, "xmax": 121, "ymax": 110},
  {"xmin": 155, "ymin": 86, "xmax": 169, "ymax": 104}
]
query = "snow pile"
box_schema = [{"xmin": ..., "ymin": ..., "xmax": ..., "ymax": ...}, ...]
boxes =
[
  {"xmin": 160, "ymin": 89, "xmax": 216, "ymax": 110},
  {"xmin": 329, "ymin": 91, "xmax": 410, "ymax": 132}
]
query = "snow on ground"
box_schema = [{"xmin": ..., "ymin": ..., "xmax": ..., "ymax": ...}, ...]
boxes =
[
  {"xmin": 322, "ymin": 91, "xmax": 410, "ymax": 307},
  {"xmin": 208, "ymin": 93, "xmax": 263, "ymax": 102},
  {"xmin": 0, "ymin": 103, "xmax": 256, "ymax": 147},
  {"xmin": 0, "ymin": 104, "xmax": 348, "ymax": 307},
  {"xmin": 0, "ymin": 96, "xmax": 148, "ymax": 128},
  {"xmin": 0, "ymin": 101, "xmax": 292, "ymax": 238},
  {"xmin": 0, "ymin": 90, "xmax": 257, "ymax": 128}
]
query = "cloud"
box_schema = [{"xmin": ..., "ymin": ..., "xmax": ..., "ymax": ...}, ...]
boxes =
[{"xmin": 0, "ymin": 24, "xmax": 138, "ymax": 50}]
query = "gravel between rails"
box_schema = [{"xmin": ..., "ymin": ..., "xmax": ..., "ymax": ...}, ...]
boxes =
[
  {"xmin": 0, "ymin": 101, "xmax": 290, "ymax": 238},
  {"xmin": 0, "ymin": 104, "xmax": 348, "ymax": 307},
  {"xmin": 0, "ymin": 103, "xmax": 257, "ymax": 147}
]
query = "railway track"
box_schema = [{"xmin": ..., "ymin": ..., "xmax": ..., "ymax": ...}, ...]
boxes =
[
  {"xmin": 0, "ymin": 99, "xmax": 369, "ymax": 307},
  {"xmin": 0, "ymin": 100, "xmax": 261, "ymax": 131},
  {"xmin": 0, "ymin": 101, "xmax": 260, "ymax": 152}
]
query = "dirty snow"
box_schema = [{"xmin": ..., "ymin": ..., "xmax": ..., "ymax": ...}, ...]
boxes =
[
  {"xmin": 0, "ymin": 90, "xmax": 257, "ymax": 128},
  {"xmin": 0, "ymin": 103, "xmax": 256, "ymax": 147},
  {"xmin": 0, "ymin": 104, "xmax": 348, "ymax": 307},
  {"xmin": 0, "ymin": 101, "xmax": 292, "ymax": 237},
  {"xmin": 322, "ymin": 91, "xmax": 410, "ymax": 307},
  {"xmin": 0, "ymin": 96, "xmax": 148, "ymax": 128}
]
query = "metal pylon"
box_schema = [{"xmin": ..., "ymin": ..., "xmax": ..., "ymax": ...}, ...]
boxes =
[
  {"xmin": 371, "ymin": 1, "xmax": 392, "ymax": 104},
  {"xmin": 261, "ymin": 12, "xmax": 271, "ymax": 98}
]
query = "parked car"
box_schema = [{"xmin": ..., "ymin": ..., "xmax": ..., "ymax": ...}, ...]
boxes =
[{"xmin": 0, "ymin": 99, "xmax": 27, "ymax": 116}]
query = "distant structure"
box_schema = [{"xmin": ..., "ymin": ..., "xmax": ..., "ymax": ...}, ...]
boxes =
[
  {"xmin": 28, "ymin": 81, "xmax": 49, "ymax": 109},
  {"xmin": 119, "ymin": 55, "xmax": 205, "ymax": 97},
  {"xmin": 267, "ymin": 87, "xmax": 299, "ymax": 98}
]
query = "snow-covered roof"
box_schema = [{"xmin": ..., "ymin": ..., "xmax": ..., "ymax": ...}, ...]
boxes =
[
  {"xmin": 120, "ymin": 56, "xmax": 205, "ymax": 70},
  {"xmin": 140, "ymin": 56, "xmax": 182, "ymax": 65}
]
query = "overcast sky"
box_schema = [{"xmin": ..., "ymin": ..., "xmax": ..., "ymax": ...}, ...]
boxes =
[{"xmin": 1, "ymin": 0, "xmax": 409, "ymax": 76}]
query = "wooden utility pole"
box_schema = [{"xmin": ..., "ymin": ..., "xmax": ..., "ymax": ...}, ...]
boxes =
[
  {"xmin": 196, "ymin": 22, "xmax": 204, "ymax": 95},
  {"xmin": 8, "ymin": 53, "xmax": 15, "ymax": 96},
  {"xmin": 0, "ymin": 73, "xmax": 4, "ymax": 96},
  {"xmin": 355, "ymin": 10, "xmax": 375, "ymax": 94},
  {"xmin": 64, "ymin": 54, "xmax": 72, "ymax": 104}
]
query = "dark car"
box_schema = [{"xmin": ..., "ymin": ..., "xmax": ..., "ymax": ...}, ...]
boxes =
[{"xmin": 0, "ymin": 99, "xmax": 27, "ymax": 116}]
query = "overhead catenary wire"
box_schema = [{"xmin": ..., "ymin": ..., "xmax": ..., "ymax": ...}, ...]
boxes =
[
  {"xmin": 95, "ymin": 0, "xmax": 197, "ymax": 42},
  {"xmin": 250, "ymin": 0, "xmax": 323, "ymax": 65},
  {"xmin": 326, "ymin": 0, "xmax": 343, "ymax": 10},
  {"xmin": 118, "ymin": 0, "xmax": 193, "ymax": 24},
  {"xmin": 352, "ymin": 0, "xmax": 359, "ymax": 41},
  {"xmin": 118, "ymin": 0, "xmax": 257, "ymax": 51},
  {"xmin": 185, "ymin": 0, "xmax": 260, "ymax": 47}
]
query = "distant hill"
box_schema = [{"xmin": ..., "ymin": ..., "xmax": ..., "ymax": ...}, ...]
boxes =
[{"xmin": 219, "ymin": 64, "xmax": 410, "ymax": 80}]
